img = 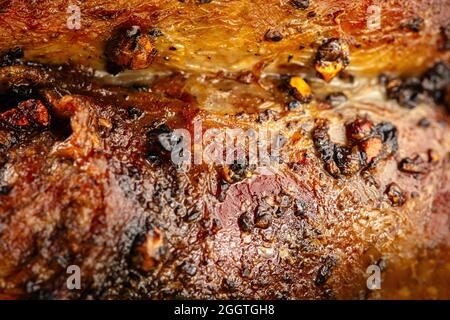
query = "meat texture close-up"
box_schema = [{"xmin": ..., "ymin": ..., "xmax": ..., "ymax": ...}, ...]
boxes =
[{"xmin": 0, "ymin": 0, "xmax": 449, "ymax": 300}]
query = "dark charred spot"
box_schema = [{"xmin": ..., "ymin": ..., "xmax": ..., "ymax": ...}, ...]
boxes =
[
  {"xmin": 399, "ymin": 155, "xmax": 429, "ymax": 174},
  {"xmin": 127, "ymin": 106, "xmax": 144, "ymax": 120},
  {"xmin": 0, "ymin": 47, "xmax": 24, "ymax": 67},
  {"xmin": 315, "ymin": 256, "xmax": 337, "ymax": 286},
  {"xmin": 373, "ymin": 122, "xmax": 399, "ymax": 158},
  {"xmin": 421, "ymin": 61, "xmax": 450, "ymax": 105},
  {"xmin": 0, "ymin": 185, "xmax": 12, "ymax": 195},
  {"xmin": 385, "ymin": 183, "xmax": 406, "ymax": 207},
  {"xmin": 307, "ymin": 11, "xmax": 317, "ymax": 18},
  {"xmin": 238, "ymin": 212, "xmax": 254, "ymax": 233},
  {"xmin": 264, "ymin": 29, "xmax": 283, "ymax": 42},
  {"xmin": 386, "ymin": 77, "xmax": 422, "ymax": 109},
  {"xmin": 290, "ymin": 0, "xmax": 309, "ymax": 10},
  {"xmin": 313, "ymin": 118, "xmax": 398, "ymax": 178},
  {"xmin": 400, "ymin": 17, "xmax": 424, "ymax": 32},
  {"xmin": 222, "ymin": 278, "xmax": 239, "ymax": 292},
  {"xmin": 146, "ymin": 124, "xmax": 174, "ymax": 164},
  {"xmin": 105, "ymin": 25, "xmax": 156, "ymax": 74},
  {"xmin": 222, "ymin": 161, "xmax": 253, "ymax": 184},
  {"xmin": 148, "ymin": 28, "xmax": 164, "ymax": 38},
  {"xmin": 314, "ymin": 38, "xmax": 350, "ymax": 82},
  {"xmin": 324, "ymin": 92, "xmax": 347, "ymax": 108}
]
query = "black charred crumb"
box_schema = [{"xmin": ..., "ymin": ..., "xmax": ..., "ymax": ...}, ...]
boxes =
[
  {"xmin": 257, "ymin": 109, "xmax": 280, "ymax": 122},
  {"xmin": 198, "ymin": 0, "xmax": 212, "ymax": 3},
  {"xmin": 316, "ymin": 38, "xmax": 350, "ymax": 65},
  {"xmin": 290, "ymin": 0, "xmax": 309, "ymax": 10},
  {"xmin": 0, "ymin": 185, "xmax": 12, "ymax": 195},
  {"xmin": 385, "ymin": 183, "xmax": 406, "ymax": 207},
  {"xmin": 418, "ymin": 118, "xmax": 431, "ymax": 128},
  {"xmin": 325, "ymin": 92, "xmax": 347, "ymax": 108},
  {"xmin": 421, "ymin": 61, "xmax": 450, "ymax": 105},
  {"xmin": 307, "ymin": 11, "xmax": 317, "ymax": 18},
  {"xmin": 222, "ymin": 161, "xmax": 254, "ymax": 184},
  {"xmin": 238, "ymin": 212, "xmax": 254, "ymax": 233},
  {"xmin": 314, "ymin": 38, "xmax": 350, "ymax": 82},
  {"xmin": 399, "ymin": 155, "xmax": 429, "ymax": 174},
  {"xmin": 313, "ymin": 118, "xmax": 398, "ymax": 178},
  {"xmin": 148, "ymin": 28, "xmax": 164, "ymax": 38},
  {"xmin": 264, "ymin": 29, "xmax": 283, "ymax": 42},
  {"xmin": 386, "ymin": 77, "xmax": 422, "ymax": 109},
  {"xmin": 127, "ymin": 106, "xmax": 144, "ymax": 120},
  {"xmin": 384, "ymin": 62, "xmax": 450, "ymax": 109},
  {"xmin": 374, "ymin": 122, "xmax": 399, "ymax": 157},
  {"xmin": 146, "ymin": 124, "xmax": 174, "ymax": 164},
  {"xmin": 315, "ymin": 256, "xmax": 337, "ymax": 286},
  {"xmin": 401, "ymin": 17, "xmax": 424, "ymax": 32},
  {"xmin": 0, "ymin": 47, "xmax": 24, "ymax": 67},
  {"xmin": 222, "ymin": 278, "xmax": 239, "ymax": 292},
  {"xmin": 106, "ymin": 25, "xmax": 156, "ymax": 74}
]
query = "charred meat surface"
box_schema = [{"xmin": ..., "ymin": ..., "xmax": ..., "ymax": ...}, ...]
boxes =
[
  {"xmin": 0, "ymin": 0, "xmax": 449, "ymax": 301},
  {"xmin": 0, "ymin": 59, "xmax": 448, "ymax": 300}
]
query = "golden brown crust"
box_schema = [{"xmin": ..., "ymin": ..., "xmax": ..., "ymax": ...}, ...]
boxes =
[{"xmin": 0, "ymin": 0, "xmax": 449, "ymax": 76}]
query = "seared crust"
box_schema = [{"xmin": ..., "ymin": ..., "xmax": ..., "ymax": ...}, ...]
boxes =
[
  {"xmin": 0, "ymin": 61, "xmax": 449, "ymax": 299},
  {"xmin": 0, "ymin": 0, "xmax": 450, "ymax": 75}
]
